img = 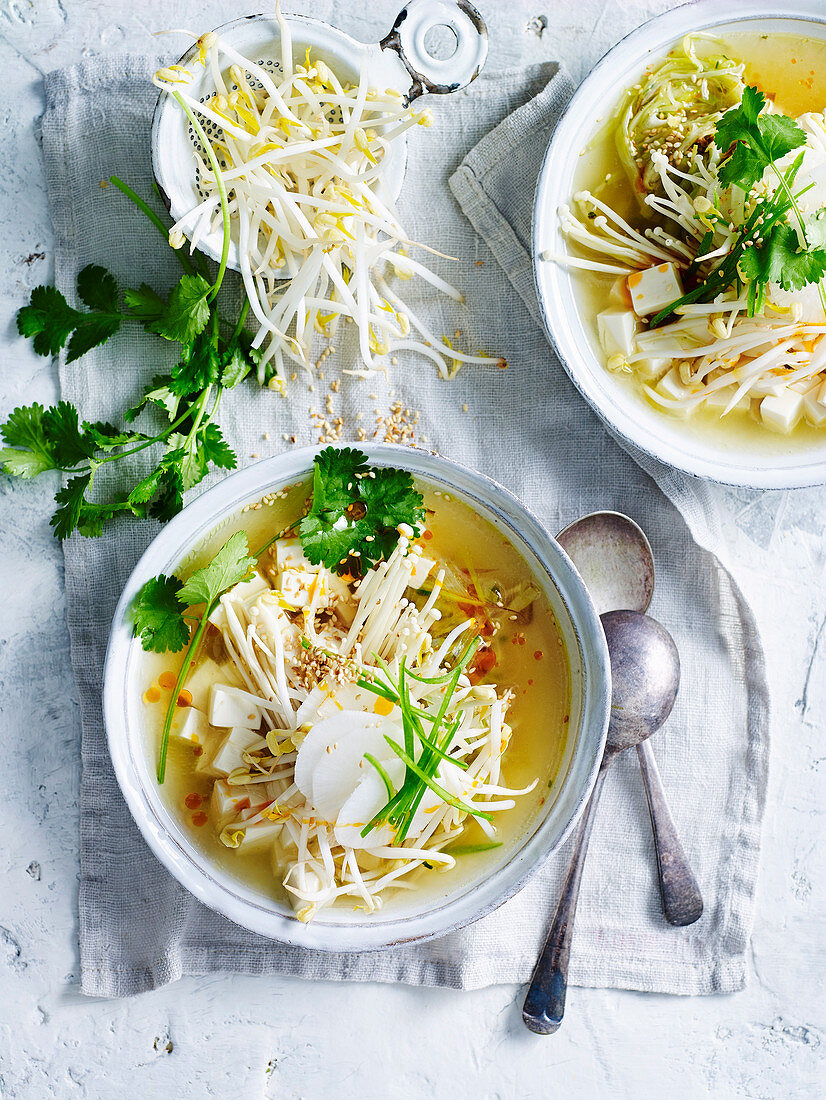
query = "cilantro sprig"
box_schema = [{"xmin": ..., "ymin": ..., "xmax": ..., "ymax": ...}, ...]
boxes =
[
  {"xmin": 3, "ymin": 173, "xmax": 257, "ymax": 540},
  {"xmin": 132, "ymin": 530, "xmax": 258, "ymax": 782},
  {"xmin": 652, "ymin": 86, "xmax": 826, "ymax": 323},
  {"xmin": 298, "ymin": 446, "xmax": 425, "ymax": 575}
]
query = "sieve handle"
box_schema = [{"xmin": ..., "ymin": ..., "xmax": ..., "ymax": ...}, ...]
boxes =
[{"xmin": 380, "ymin": 0, "xmax": 488, "ymax": 102}]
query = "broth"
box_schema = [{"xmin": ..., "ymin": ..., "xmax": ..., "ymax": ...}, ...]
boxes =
[{"xmin": 138, "ymin": 479, "xmax": 571, "ymax": 912}]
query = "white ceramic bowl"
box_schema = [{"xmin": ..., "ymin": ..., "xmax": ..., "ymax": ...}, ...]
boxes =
[
  {"xmin": 103, "ymin": 444, "xmax": 610, "ymax": 951},
  {"xmin": 533, "ymin": 0, "xmax": 826, "ymax": 488}
]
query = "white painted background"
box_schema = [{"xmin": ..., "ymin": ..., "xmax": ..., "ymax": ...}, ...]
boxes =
[{"xmin": 0, "ymin": 0, "xmax": 824, "ymax": 1096}]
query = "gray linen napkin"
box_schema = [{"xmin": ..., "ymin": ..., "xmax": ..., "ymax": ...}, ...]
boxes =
[{"xmin": 40, "ymin": 55, "xmax": 768, "ymax": 998}]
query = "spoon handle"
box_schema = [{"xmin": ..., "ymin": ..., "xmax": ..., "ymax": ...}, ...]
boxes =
[
  {"xmin": 636, "ymin": 739, "xmax": 703, "ymax": 927},
  {"xmin": 522, "ymin": 764, "xmax": 608, "ymax": 1034}
]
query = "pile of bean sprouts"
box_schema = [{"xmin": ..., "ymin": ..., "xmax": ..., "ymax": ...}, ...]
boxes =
[
  {"xmin": 154, "ymin": 6, "xmax": 497, "ymax": 389},
  {"xmin": 205, "ymin": 534, "xmax": 534, "ymax": 920}
]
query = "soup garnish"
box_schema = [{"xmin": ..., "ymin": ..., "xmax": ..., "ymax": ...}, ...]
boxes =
[
  {"xmin": 132, "ymin": 450, "xmax": 562, "ymax": 920},
  {"xmin": 546, "ymin": 34, "xmax": 826, "ymax": 434}
]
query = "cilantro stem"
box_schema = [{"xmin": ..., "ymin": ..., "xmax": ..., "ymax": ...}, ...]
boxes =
[
  {"xmin": 157, "ymin": 597, "xmax": 216, "ymax": 783},
  {"xmin": 768, "ymin": 160, "xmax": 826, "ymax": 314},
  {"xmin": 170, "ymin": 90, "xmax": 231, "ymax": 301},
  {"xmin": 109, "ymin": 176, "xmax": 195, "ymax": 277}
]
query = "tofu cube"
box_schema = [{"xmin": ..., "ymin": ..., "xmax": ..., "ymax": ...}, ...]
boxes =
[
  {"xmin": 231, "ymin": 571, "xmax": 269, "ymax": 605},
  {"xmin": 237, "ymin": 818, "xmax": 284, "ymax": 848},
  {"xmin": 627, "ymin": 263, "xmax": 684, "ymax": 317},
  {"xmin": 170, "ymin": 706, "xmax": 210, "ymax": 745},
  {"xmin": 407, "ymin": 553, "xmax": 435, "ymax": 589},
  {"xmin": 185, "ymin": 658, "xmax": 234, "ymax": 712},
  {"xmin": 702, "ymin": 386, "xmax": 748, "ymax": 414},
  {"xmin": 633, "ymin": 356, "xmax": 670, "ymax": 382},
  {"xmin": 803, "ymin": 380, "xmax": 826, "ymax": 427},
  {"xmin": 208, "ymin": 684, "xmax": 264, "ymax": 729},
  {"xmin": 760, "ymin": 390, "xmax": 804, "ymax": 433},
  {"xmin": 656, "ymin": 366, "xmax": 694, "ymax": 401},
  {"xmin": 210, "ymin": 779, "xmax": 259, "ymax": 824},
  {"xmin": 608, "ymin": 276, "xmax": 632, "ymax": 308},
  {"xmin": 597, "ymin": 310, "xmax": 638, "ymax": 357},
  {"xmin": 276, "ymin": 538, "xmax": 314, "ymax": 573},
  {"xmin": 277, "ymin": 569, "xmax": 317, "ymax": 609},
  {"xmin": 749, "ymin": 372, "xmax": 793, "ymax": 398},
  {"xmin": 210, "ymin": 727, "xmax": 267, "ymax": 777}
]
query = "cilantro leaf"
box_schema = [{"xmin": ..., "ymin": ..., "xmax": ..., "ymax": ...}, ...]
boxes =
[
  {"xmin": 41, "ymin": 402, "xmax": 97, "ymax": 467},
  {"xmin": 171, "ymin": 330, "xmax": 221, "ymax": 395},
  {"xmin": 66, "ymin": 314, "xmax": 120, "ymax": 363},
  {"xmin": 177, "ymin": 531, "xmax": 256, "ymax": 607},
  {"xmin": 299, "ymin": 447, "xmax": 424, "ymax": 574},
  {"xmin": 199, "ymin": 422, "xmax": 236, "ymax": 470},
  {"xmin": 83, "ymin": 421, "xmax": 138, "ymax": 449},
  {"xmin": 739, "ymin": 223, "xmax": 826, "ymax": 293},
  {"xmin": 0, "ymin": 404, "xmax": 57, "ymax": 477},
  {"xmin": 124, "ymin": 375, "xmax": 180, "ymax": 423},
  {"xmin": 150, "ymin": 466, "xmax": 185, "ymax": 522},
  {"xmin": 220, "ymin": 344, "xmax": 252, "ymax": 389},
  {"xmin": 77, "ymin": 265, "xmax": 119, "ymax": 313},
  {"xmin": 716, "ymin": 85, "xmax": 806, "ymax": 192},
  {"xmin": 132, "ymin": 575, "xmax": 190, "ymax": 653},
  {"xmin": 50, "ymin": 474, "xmax": 91, "ymax": 540},
  {"xmin": 124, "ymin": 283, "xmax": 166, "ymax": 324},
  {"xmin": 148, "ymin": 274, "xmax": 211, "ymax": 344},
  {"xmin": 17, "ymin": 285, "xmax": 81, "ymax": 357}
]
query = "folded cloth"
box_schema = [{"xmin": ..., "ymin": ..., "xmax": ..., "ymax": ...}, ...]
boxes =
[{"xmin": 40, "ymin": 55, "xmax": 767, "ymax": 998}]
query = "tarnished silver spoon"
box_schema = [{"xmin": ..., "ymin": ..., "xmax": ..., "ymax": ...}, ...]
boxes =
[
  {"xmin": 557, "ymin": 512, "xmax": 704, "ymax": 928},
  {"xmin": 523, "ymin": 610, "xmax": 679, "ymax": 1035}
]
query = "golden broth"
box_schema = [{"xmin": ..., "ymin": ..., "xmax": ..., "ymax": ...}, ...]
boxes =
[
  {"xmin": 139, "ymin": 479, "xmax": 571, "ymax": 911},
  {"xmin": 570, "ymin": 30, "xmax": 826, "ymax": 453}
]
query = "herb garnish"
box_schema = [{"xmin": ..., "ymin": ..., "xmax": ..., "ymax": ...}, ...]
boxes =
[
  {"xmin": 298, "ymin": 446, "xmax": 425, "ymax": 575},
  {"xmin": 652, "ymin": 86, "xmax": 826, "ymax": 323},
  {"xmin": 358, "ymin": 637, "xmax": 491, "ymax": 842},
  {"xmin": 133, "ymin": 530, "xmax": 257, "ymax": 781},
  {"xmin": 2, "ymin": 168, "xmax": 256, "ymax": 540}
]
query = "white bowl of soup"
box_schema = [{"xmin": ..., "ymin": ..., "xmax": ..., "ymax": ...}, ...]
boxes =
[
  {"xmin": 103, "ymin": 444, "xmax": 609, "ymax": 951},
  {"xmin": 534, "ymin": 0, "xmax": 826, "ymax": 487}
]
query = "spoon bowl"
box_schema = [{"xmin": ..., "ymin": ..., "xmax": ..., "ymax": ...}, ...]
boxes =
[
  {"xmin": 557, "ymin": 511, "xmax": 654, "ymax": 616},
  {"xmin": 602, "ymin": 610, "xmax": 680, "ymax": 753}
]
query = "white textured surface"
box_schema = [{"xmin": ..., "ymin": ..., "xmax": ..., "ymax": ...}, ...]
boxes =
[{"xmin": 0, "ymin": 1, "xmax": 823, "ymax": 1096}]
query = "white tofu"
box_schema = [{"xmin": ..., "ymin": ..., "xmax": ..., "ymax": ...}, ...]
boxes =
[
  {"xmin": 803, "ymin": 380, "xmax": 826, "ymax": 427},
  {"xmin": 608, "ymin": 276, "xmax": 632, "ymax": 308},
  {"xmin": 210, "ymin": 727, "xmax": 267, "ymax": 777},
  {"xmin": 276, "ymin": 537, "xmax": 314, "ymax": 573},
  {"xmin": 230, "ymin": 571, "xmax": 269, "ymax": 605},
  {"xmin": 702, "ymin": 386, "xmax": 749, "ymax": 414},
  {"xmin": 656, "ymin": 367, "xmax": 694, "ymax": 402},
  {"xmin": 760, "ymin": 390, "xmax": 804, "ymax": 433},
  {"xmin": 208, "ymin": 684, "xmax": 264, "ymax": 729},
  {"xmin": 207, "ymin": 602, "xmax": 227, "ymax": 630},
  {"xmin": 749, "ymin": 373, "xmax": 793, "ymax": 398},
  {"xmin": 627, "ymin": 263, "xmax": 684, "ymax": 317},
  {"xmin": 170, "ymin": 706, "xmax": 210, "ymax": 745},
  {"xmin": 294, "ymin": 680, "xmax": 384, "ymax": 727},
  {"xmin": 277, "ymin": 568, "xmax": 318, "ymax": 609},
  {"xmin": 210, "ymin": 779, "xmax": 260, "ymax": 823},
  {"xmin": 633, "ymin": 356, "xmax": 670, "ymax": 382},
  {"xmin": 185, "ymin": 658, "xmax": 234, "ymax": 712},
  {"xmin": 597, "ymin": 309, "xmax": 638, "ymax": 357},
  {"xmin": 407, "ymin": 553, "xmax": 435, "ymax": 589},
  {"xmin": 236, "ymin": 818, "xmax": 284, "ymax": 848}
]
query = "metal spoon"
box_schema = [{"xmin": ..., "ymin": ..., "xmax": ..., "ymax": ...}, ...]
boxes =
[
  {"xmin": 523, "ymin": 610, "xmax": 679, "ymax": 1035},
  {"xmin": 557, "ymin": 512, "xmax": 704, "ymax": 928}
]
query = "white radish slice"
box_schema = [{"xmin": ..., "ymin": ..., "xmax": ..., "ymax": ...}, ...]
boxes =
[
  {"xmin": 334, "ymin": 762, "xmax": 404, "ymax": 850},
  {"xmin": 406, "ymin": 788, "xmax": 445, "ymax": 840},
  {"xmin": 293, "ymin": 710, "xmax": 401, "ymax": 820}
]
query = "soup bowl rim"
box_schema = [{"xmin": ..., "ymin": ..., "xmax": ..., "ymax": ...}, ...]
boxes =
[{"xmin": 103, "ymin": 443, "xmax": 610, "ymax": 951}]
